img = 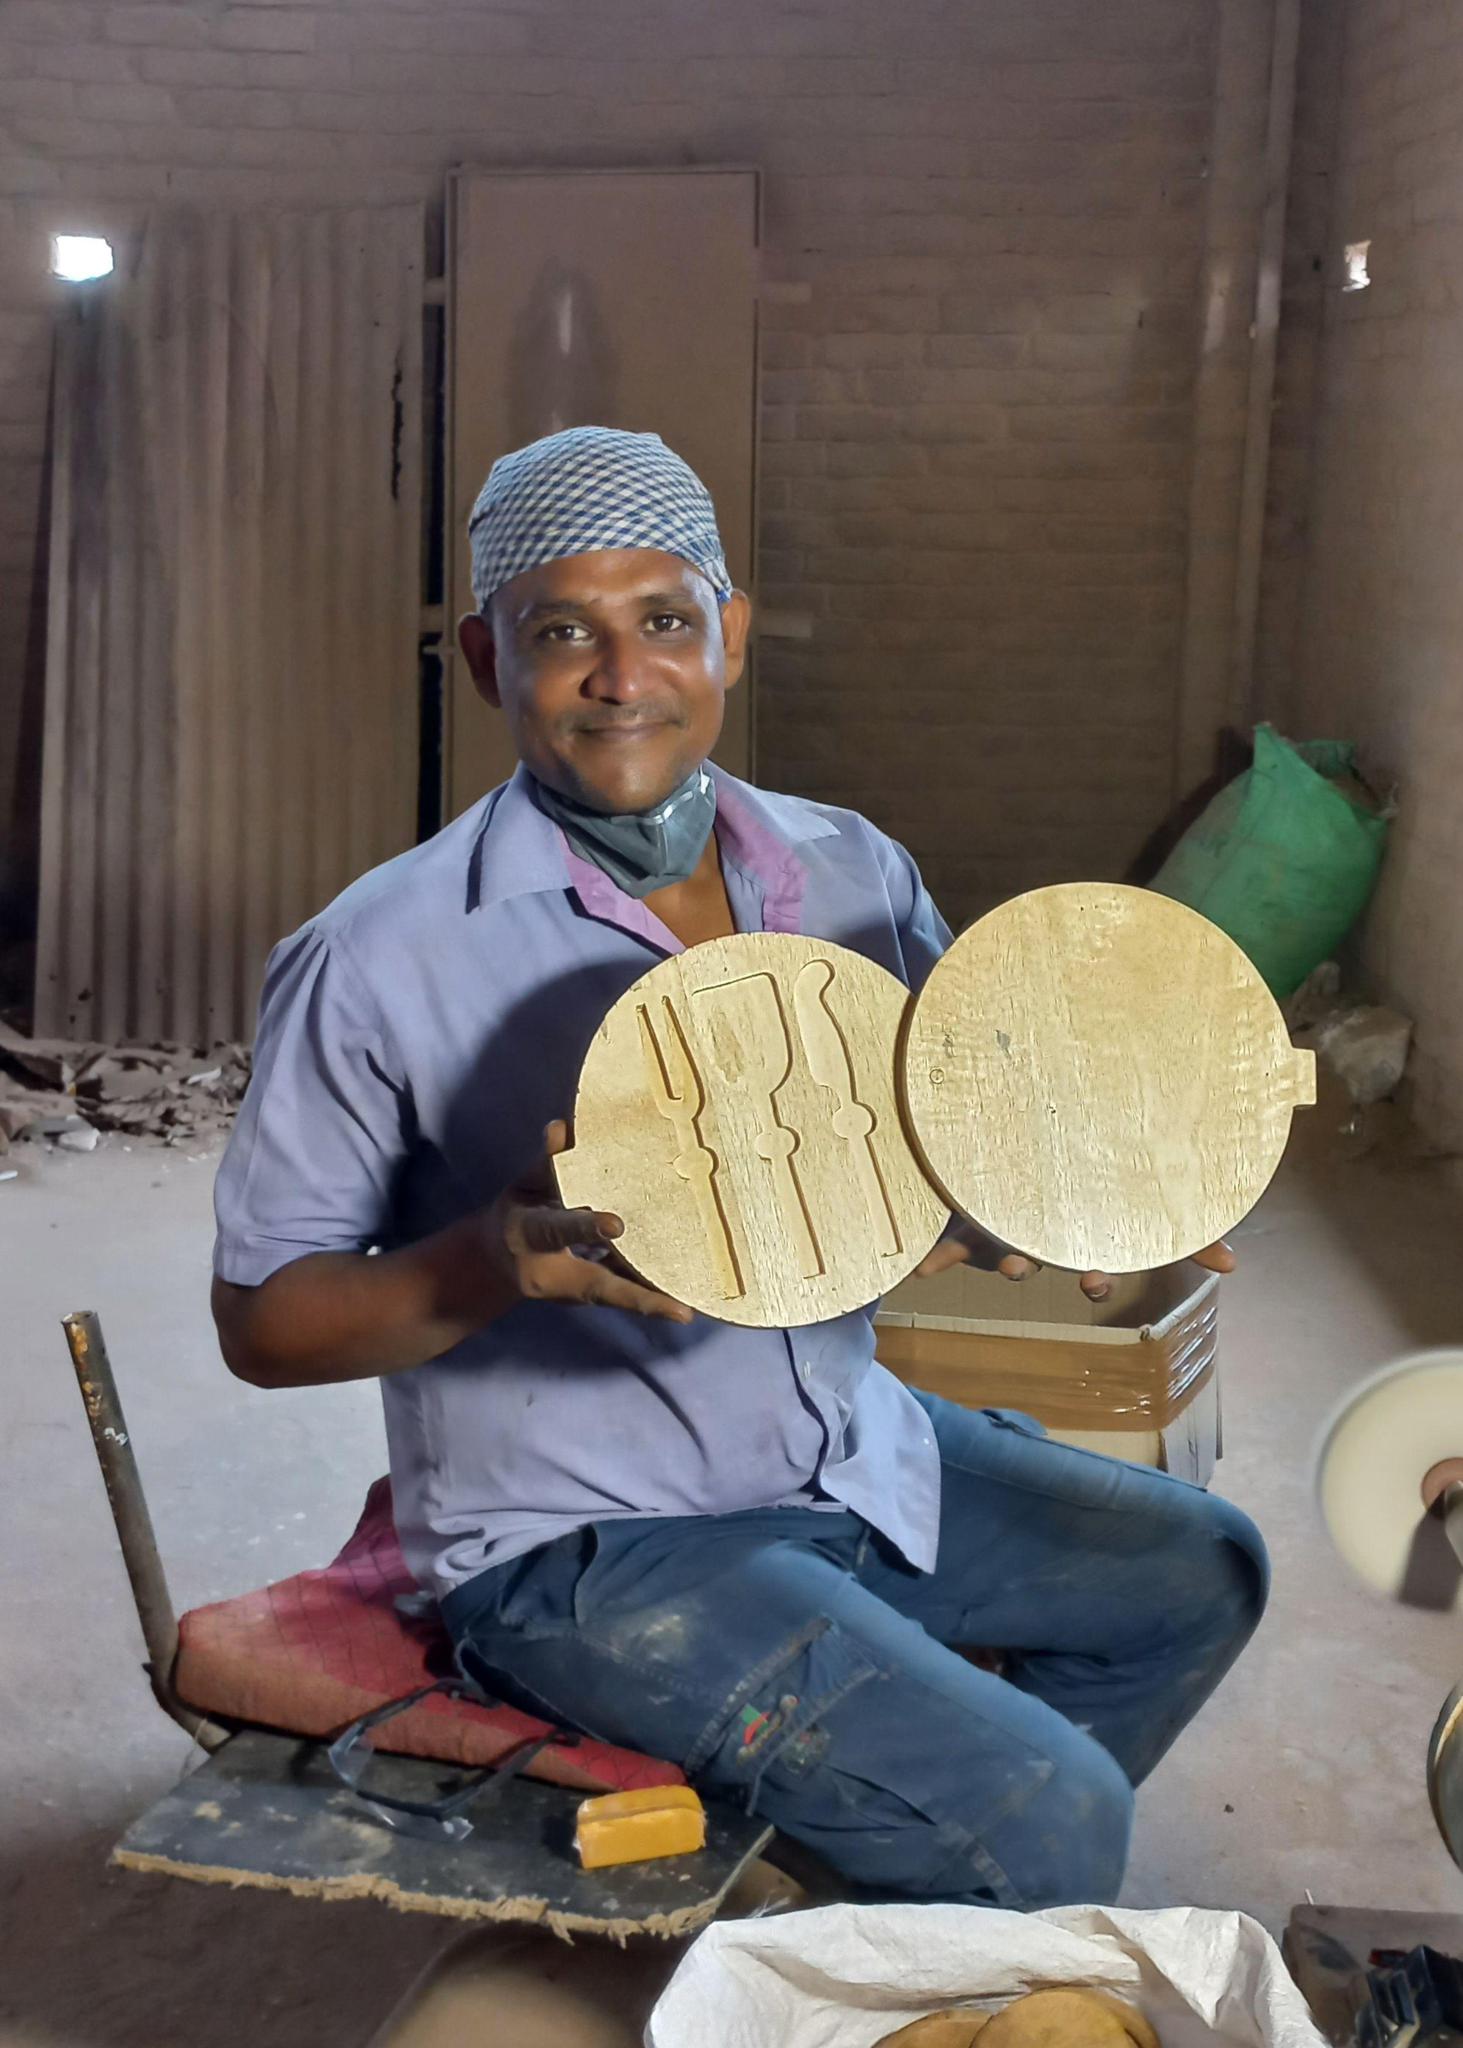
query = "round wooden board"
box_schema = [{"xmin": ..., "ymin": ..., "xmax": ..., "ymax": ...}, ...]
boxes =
[
  {"xmin": 556, "ymin": 933, "xmax": 949, "ymax": 1327},
  {"xmin": 901, "ymin": 883, "xmax": 1316, "ymax": 1274}
]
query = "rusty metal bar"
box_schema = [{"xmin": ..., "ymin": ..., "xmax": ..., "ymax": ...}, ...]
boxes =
[{"xmin": 62, "ymin": 1310, "xmax": 228, "ymax": 1749}]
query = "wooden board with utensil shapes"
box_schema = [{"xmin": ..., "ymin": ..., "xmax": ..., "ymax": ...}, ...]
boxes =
[
  {"xmin": 901, "ymin": 882, "xmax": 1317, "ymax": 1276},
  {"xmin": 555, "ymin": 934, "xmax": 950, "ymax": 1327}
]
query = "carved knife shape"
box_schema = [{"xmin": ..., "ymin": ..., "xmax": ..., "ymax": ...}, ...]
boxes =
[
  {"xmin": 793, "ymin": 958, "xmax": 902, "ymax": 1257},
  {"xmin": 693, "ymin": 972, "xmax": 824, "ymax": 1280},
  {"xmin": 637, "ymin": 998, "xmax": 743, "ymax": 1300}
]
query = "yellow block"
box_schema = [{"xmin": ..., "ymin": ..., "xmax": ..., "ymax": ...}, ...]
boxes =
[{"xmin": 574, "ymin": 1785, "xmax": 707, "ymax": 1870}]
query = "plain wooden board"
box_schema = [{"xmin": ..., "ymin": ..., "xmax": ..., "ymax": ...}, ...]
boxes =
[
  {"xmin": 112, "ymin": 1729, "xmax": 772, "ymax": 1942},
  {"xmin": 902, "ymin": 884, "xmax": 1316, "ymax": 1274},
  {"xmin": 444, "ymin": 168, "xmax": 759, "ymax": 817},
  {"xmin": 556, "ymin": 934, "xmax": 949, "ymax": 1327}
]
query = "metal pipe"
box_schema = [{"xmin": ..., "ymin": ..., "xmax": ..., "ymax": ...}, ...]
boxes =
[{"xmin": 62, "ymin": 1311, "xmax": 228, "ymax": 1748}]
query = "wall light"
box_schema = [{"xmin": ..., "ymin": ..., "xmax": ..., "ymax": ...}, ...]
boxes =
[
  {"xmin": 51, "ymin": 234, "xmax": 114, "ymax": 283},
  {"xmin": 1343, "ymin": 239, "xmax": 1371, "ymax": 292}
]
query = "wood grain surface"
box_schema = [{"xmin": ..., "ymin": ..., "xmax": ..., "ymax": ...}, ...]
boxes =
[
  {"xmin": 901, "ymin": 883, "xmax": 1315, "ymax": 1274},
  {"xmin": 556, "ymin": 934, "xmax": 949, "ymax": 1327}
]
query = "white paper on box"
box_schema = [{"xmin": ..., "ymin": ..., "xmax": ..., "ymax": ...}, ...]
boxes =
[{"xmin": 646, "ymin": 1902, "xmax": 1326, "ymax": 2048}]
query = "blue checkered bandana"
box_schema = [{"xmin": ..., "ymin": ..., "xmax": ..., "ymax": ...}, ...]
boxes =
[{"xmin": 468, "ymin": 426, "xmax": 732, "ymax": 611}]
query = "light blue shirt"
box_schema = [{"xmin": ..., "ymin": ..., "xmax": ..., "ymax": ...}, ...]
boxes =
[{"xmin": 214, "ymin": 766, "xmax": 953, "ymax": 1600}]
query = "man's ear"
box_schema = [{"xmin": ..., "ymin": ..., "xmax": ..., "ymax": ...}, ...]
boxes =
[
  {"xmin": 458, "ymin": 612, "xmax": 501, "ymax": 709},
  {"xmin": 718, "ymin": 590, "xmax": 752, "ymax": 693}
]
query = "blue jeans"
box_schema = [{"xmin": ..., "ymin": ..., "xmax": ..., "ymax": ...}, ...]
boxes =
[{"xmin": 442, "ymin": 1394, "xmax": 1268, "ymax": 1910}]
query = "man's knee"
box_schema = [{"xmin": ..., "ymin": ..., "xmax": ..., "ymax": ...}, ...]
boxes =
[
  {"xmin": 1168, "ymin": 1487, "xmax": 1270, "ymax": 1653},
  {"xmin": 953, "ymin": 1730, "xmax": 1134, "ymax": 1910},
  {"xmin": 760, "ymin": 1716, "xmax": 1133, "ymax": 1913}
]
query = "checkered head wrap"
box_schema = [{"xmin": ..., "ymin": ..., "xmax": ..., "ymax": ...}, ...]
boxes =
[{"xmin": 468, "ymin": 426, "xmax": 732, "ymax": 610}]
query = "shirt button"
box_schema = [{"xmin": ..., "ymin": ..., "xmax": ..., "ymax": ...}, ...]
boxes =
[
  {"xmin": 802, "ymin": 1361, "xmax": 813, "ymax": 1380},
  {"xmin": 922, "ymin": 1437, "xmax": 932, "ymax": 1447}
]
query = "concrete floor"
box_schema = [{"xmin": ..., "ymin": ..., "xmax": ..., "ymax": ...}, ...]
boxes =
[{"xmin": 4, "ymin": 1113, "xmax": 1463, "ymax": 2046}]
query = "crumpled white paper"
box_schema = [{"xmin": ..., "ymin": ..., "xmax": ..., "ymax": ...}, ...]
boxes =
[{"xmin": 646, "ymin": 1903, "xmax": 1326, "ymax": 2048}]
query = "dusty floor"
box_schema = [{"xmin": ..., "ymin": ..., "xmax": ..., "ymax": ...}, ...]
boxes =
[{"xmin": 4, "ymin": 1114, "xmax": 1463, "ymax": 2046}]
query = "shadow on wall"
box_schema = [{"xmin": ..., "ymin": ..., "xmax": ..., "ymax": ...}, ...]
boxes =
[
  {"xmin": 1124, "ymin": 725, "xmax": 1254, "ymax": 889},
  {"xmin": 507, "ymin": 261, "xmax": 620, "ymax": 448},
  {"xmin": 1283, "ymin": 1066, "xmax": 1463, "ymax": 1356}
]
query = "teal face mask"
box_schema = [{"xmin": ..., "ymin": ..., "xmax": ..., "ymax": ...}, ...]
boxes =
[{"xmin": 534, "ymin": 768, "xmax": 717, "ymax": 900}]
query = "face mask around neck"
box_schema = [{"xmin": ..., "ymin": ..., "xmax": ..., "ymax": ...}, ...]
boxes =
[{"xmin": 534, "ymin": 767, "xmax": 717, "ymax": 900}]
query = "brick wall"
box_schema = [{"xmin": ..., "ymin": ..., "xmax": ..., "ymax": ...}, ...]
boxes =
[
  {"xmin": 1267, "ymin": 0, "xmax": 1463, "ymax": 1148},
  {"xmin": 0, "ymin": 0, "xmax": 1218, "ymax": 937}
]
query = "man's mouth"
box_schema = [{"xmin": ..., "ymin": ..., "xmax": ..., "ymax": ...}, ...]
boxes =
[{"xmin": 574, "ymin": 720, "xmax": 675, "ymax": 740}]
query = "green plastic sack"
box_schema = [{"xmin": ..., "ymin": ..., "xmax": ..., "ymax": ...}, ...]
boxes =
[{"xmin": 1151, "ymin": 724, "xmax": 1389, "ymax": 998}]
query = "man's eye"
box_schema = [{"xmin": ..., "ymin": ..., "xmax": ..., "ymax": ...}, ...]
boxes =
[
  {"xmin": 538, "ymin": 621, "xmax": 592, "ymax": 644},
  {"xmin": 647, "ymin": 613, "xmax": 690, "ymax": 633}
]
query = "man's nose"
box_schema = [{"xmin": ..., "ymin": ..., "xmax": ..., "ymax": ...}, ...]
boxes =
[{"xmin": 583, "ymin": 629, "xmax": 650, "ymax": 699}]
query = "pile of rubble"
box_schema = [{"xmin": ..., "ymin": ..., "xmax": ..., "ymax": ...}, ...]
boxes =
[{"xmin": 0, "ymin": 1019, "xmax": 250, "ymax": 1156}]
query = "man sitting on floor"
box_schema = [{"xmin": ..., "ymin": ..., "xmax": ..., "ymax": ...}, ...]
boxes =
[{"xmin": 212, "ymin": 426, "xmax": 1265, "ymax": 1911}]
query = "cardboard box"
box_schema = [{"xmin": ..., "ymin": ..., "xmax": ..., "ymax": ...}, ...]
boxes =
[{"xmin": 875, "ymin": 1260, "xmax": 1221, "ymax": 1485}]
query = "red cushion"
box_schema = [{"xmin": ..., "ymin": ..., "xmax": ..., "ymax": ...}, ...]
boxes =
[{"xmin": 174, "ymin": 1478, "xmax": 684, "ymax": 1795}]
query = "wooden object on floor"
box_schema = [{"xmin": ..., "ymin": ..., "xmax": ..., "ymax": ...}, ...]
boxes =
[
  {"xmin": 1284, "ymin": 1905, "xmax": 1463, "ymax": 2046},
  {"xmin": 113, "ymin": 1729, "xmax": 771, "ymax": 1941},
  {"xmin": 366, "ymin": 1927, "xmax": 679, "ymax": 2048},
  {"xmin": 902, "ymin": 883, "xmax": 1316, "ymax": 1275},
  {"xmin": 556, "ymin": 934, "xmax": 948, "ymax": 1327},
  {"xmin": 365, "ymin": 1864, "xmax": 802, "ymax": 2047}
]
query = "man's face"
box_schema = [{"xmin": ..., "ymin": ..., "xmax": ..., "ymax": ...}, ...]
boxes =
[{"xmin": 458, "ymin": 548, "xmax": 750, "ymax": 814}]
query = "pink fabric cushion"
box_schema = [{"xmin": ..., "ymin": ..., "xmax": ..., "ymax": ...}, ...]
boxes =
[{"xmin": 174, "ymin": 1478, "xmax": 684, "ymax": 1795}]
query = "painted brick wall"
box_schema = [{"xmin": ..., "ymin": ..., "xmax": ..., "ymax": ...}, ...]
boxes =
[
  {"xmin": 0, "ymin": 0, "xmax": 1217, "ymax": 938},
  {"xmin": 1268, "ymin": 0, "xmax": 1463, "ymax": 1148}
]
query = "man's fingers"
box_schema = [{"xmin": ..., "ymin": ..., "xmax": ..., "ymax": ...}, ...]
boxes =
[
  {"xmin": 511, "ymin": 1120, "xmax": 577, "ymax": 1203},
  {"xmin": 914, "ymin": 1239, "xmax": 973, "ymax": 1279},
  {"xmin": 513, "ymin": 1204, "xmax": 622, "ymax": 1257},
  {"xmin": 915, "ymin": 1240, "xmax": 1041, "ymax": 1282},
  {"xmin": 575, "ymin": 1266, "xmax": 694, "ymax": 1324},
  {"xmin": 1076, "ymin": 1242, "xmax": 1235, "ymax": 1302}
]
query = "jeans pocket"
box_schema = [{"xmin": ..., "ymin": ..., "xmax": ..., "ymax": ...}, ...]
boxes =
[
  {"xmin": 701, "ymin": 1635, "xmax": 1054, "ymax": 1908},
  {"xmin": 687, "ymin": 1616, "xmax": 882, "ymax": 1791}
]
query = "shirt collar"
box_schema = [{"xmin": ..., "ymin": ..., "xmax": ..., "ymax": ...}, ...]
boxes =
[{"xmin": 466, "ymin": 761, "xmax": 838, "ymax": 915}]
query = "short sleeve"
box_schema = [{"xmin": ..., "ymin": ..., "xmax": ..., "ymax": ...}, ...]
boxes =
[
  {"xmin": 881, "ymin": 836, "xmax": 953, "ymax": 994},
  {"xmin": 213, "ymin": 926, "xmax": 411, "ymax": 1287}
]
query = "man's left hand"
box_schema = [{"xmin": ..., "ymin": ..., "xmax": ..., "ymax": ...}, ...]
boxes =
[{"xmin": 914, "ymin": 1221, "xmax": 1237, "ymax": 1302}]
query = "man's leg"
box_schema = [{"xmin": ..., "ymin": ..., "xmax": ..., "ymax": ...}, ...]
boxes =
[
  {"xmin": 446, "ymin": 1509, "xmax": 1133, "ymax": 1911},
  {"xmin": 858, "ymin": 1396, "xmax": 1269, "ymax": 1784}
]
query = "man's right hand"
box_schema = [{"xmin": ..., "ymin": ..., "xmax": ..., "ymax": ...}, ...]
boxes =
[
  {"xmin": 479, "ymin": 1120, "xmax": 694, "ymax": 1324},
  {"xmin": 214, "ymin": 1118, "xmax": 691, "ymax": 1390}
]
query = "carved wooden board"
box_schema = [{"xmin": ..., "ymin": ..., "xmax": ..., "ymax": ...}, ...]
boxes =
[
  {"xmin": 556, "ymin": 934, "xmax": 949, "ymax": 1327},
  {"xmin": 901, "ymin": 883, "xmax": 1316, "ymax": 1275}
]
